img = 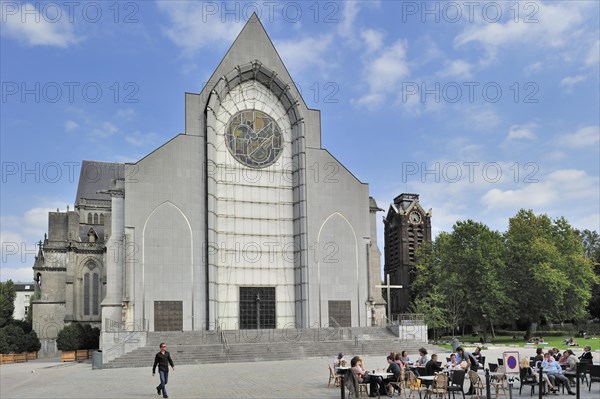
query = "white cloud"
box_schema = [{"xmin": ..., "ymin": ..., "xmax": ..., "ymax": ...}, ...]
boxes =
[
  {"xmin": 275, "ymin": 35, "xmax": 334, "ymax": 78},
  {"xmin": 0, "ymin": 267, "xmax": 35, "ymax": 283},
  {"xmin": 561, "ymin": 126, "xmax": 600, "ymax": 148},
  {"xmin": 481, "ymin": 169, "xmax": 598, "ymax": 211},
  {"xmin": 65, "ymin": 120, "xmax": 79, "ymax": 132},
  {"xmin": 89, "ymin": 122, "xmax": 119, "ymax": 140},
  {"xmin": 437, "ymin": 59, "xmax": 473, "ymax": 79},
  {"xmin": 453, "ymin": 1, "xmax": 594, "ymax": 66},
  {"xmin": 360, "ymin": 29, "xmax": 384, "ymax": 54},
  {"xmin": 156, "ymin": 1, "xmax": 242, "ymax": 55},
  {"xmin": 125, "ymin": 131, "xmax": 161, "ymax": 147},
  {"xmin": 524, "ymin": 62, "xmax": 543, "ymax": 75},
  {"xmin": 560, "ymin": 75, "xmax": 587, "ymax": 91},
  {"xmin": 459, "ymin": 105, "xmax": 501, "ymax": 131},
  {"xmin": 1, "ymin": 201, "xmax": 67, "ymax": 275},
  {"xmin": 585, "ymin": 39, "xmax": 600, "ymax": 67},
  {"xmin": 507, "ymin": 123, "xmax": 537, "ymax": 141},
  {"xmin": 116, "ymin": 109, "xmax": 136, "ymax": 119},
  {"xmin": 355, "ymin": 39, "xmax": 410, "ymax": 108},
  {"xmin": 337, "ymin": 0, "xmax": 361, "ymax": 40},
  {"xmin": 1, "ymin": 2, "xmax": 80, "ymax": 48}
]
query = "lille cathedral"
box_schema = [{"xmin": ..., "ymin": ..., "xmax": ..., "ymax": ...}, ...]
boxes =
[{"xmin": 31, "ymin": 15, "xmax": 431, "ymax": 363}]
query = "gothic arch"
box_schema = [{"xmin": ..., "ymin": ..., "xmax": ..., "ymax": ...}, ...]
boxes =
[
  {"xmin": 141, "ymin": 201, "xmax": 194, "ymax": 330},
  {"xmin": 316, "ymin": 212, "xmax": 359, "ymax": 327}
]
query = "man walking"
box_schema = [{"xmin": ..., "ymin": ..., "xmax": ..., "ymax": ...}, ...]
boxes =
[{"xmin": 152, "ymin": 342, "xmax": 175, "ymax": 398}]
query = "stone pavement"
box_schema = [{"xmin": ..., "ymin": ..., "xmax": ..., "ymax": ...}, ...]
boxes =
[{"xmin": 1, "ymin": 346, "xmax": 598, "ymax": 399}]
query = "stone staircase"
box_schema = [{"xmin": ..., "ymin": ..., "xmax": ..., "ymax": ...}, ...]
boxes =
[{"xmin": 103, "ymin": 326, "xmax": 441, "ymax": 368}]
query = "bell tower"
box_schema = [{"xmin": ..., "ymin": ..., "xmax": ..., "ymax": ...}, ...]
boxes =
[{"xmin": 383, "ymin": 193, "xmax": 432, "ymax": 316}]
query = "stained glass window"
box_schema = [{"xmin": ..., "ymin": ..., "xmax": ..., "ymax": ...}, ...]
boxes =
[{"xmin": 225, "ymin": 110, "xmax": 283, "ymax": 168}]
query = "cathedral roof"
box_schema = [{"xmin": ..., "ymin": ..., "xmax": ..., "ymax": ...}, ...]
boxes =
[
  {"xmin": 79, "ymin": 225, "xmax": 104, "ymax": 242},
  {"xmin": 75, "ymin": 161, "xmax": 124, "ymax": 205}
]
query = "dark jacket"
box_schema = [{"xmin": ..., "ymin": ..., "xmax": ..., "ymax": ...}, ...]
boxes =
[
  {"xmin": 152, "ymin": 351, "xmax": 174, "ymax": 374},
  {"xmin": 387, "ymin": 361, "xmax": 401, "ymax": 381},
  {"xmin": 425, "ymin": 359, "xmax": 443, "ymax": 375}
]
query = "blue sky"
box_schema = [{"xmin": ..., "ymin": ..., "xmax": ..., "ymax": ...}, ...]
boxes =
[{"xmin": 1, "ymin": 0, "xmax": 599, "ymax": 282}]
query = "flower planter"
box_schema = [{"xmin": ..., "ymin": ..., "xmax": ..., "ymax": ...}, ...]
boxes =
[
  {"xmin": 61, "ymin": 351, "xmax": 77, "ymax": 362},
  {"xmin": 13, "ymin": 353, "xmax": 27, "ymax": 363},
  {"xmin": 0, "ymin": 354, "xmax": 15, "ymax": 364},
  {"xmin": 76, "ymin": 349, "xmax": 89, "ymax": 360},
  {"xmin": 27, "ymin": 351, "xmax": 38, "ymax": 360}
]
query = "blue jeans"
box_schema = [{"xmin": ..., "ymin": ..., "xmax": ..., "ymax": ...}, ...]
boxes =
[{"xmin": 158, "ymin": 370, "xmax": 169, "ymax": 397}]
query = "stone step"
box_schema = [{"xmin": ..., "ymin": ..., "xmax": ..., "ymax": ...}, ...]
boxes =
[{"xmin": 104, "ymin": 327, "xmax": 439, "ymax": 368}]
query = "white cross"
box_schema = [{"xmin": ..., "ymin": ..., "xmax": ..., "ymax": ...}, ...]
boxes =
[{"xmin": 375, "ymin": 273, "xmax": 403, "ymax": 322}]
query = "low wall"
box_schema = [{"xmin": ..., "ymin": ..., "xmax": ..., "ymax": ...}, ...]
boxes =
[
  {"xmin": 101, "ymin": 330, "xmax": 147, "ymax": 363},
  {"xmin": 388, "ymin": 322, "xmax": 428, "ymax": 342}
]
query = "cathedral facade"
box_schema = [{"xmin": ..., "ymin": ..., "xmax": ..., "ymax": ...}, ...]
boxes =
[{"xmin": 31, "ymin": 15, "xmax": 385, "ymax": 356}]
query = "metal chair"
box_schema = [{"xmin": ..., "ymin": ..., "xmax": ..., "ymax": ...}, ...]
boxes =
[
  {"xmin": 588, "ymin": 364, "xmax": 600, "ymax": 392},
  {"xmin": 447, "ymin": 369, "xmax": 466, "ymax": 399},
  {"xmin": 518, "ymin": 367, "xmax": 537, "ymax": 396},
  {"xmin": 488, "ymin": 363, "xmax": 498, "ymax": 373}
]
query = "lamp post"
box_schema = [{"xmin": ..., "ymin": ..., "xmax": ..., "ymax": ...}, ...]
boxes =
[{"xmin": 482, "ymin": 313, "xmax": 487, "ymax": 343}]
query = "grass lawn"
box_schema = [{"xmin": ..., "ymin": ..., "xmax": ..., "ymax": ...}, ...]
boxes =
[{"xmin": 435, "ymin": 335, "xmax": 600, "ymax": 352}]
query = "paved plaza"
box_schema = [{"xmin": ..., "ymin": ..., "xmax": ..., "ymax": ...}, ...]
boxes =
[{"xmin": 1, "ymin": 346, "xmax": 598, "ymax": 399}]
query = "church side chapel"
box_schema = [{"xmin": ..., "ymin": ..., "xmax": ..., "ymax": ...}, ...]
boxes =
[{"xmin": 31, "ymin": 14, "xmax": 387, "ymax": 360}]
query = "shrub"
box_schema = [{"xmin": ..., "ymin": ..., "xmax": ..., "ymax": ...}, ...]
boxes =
[
  {"xmin": 0, "ymin": 325, "xmax": 25, "ymax": 354},
  {"xmin": 81, "ymin": 324, "xmax": 100, "ymax": 349},
  {"xmin": 24, "ymin": 330, "xmax": 41, "ymax": 352},
  {"xmin": 56, "ymin": 323, "xmax": 84, "ymax": 351}
]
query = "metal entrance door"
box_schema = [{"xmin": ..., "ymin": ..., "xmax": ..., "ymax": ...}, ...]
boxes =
[
  {"xmin": 154, "ymin": 301, "xmax": 183, "ymax": 331},
  {"xmin": 239, "ymin": 287, "xmax": 276, "ymax": 329},
  {"xmin": 328, "ymin": 300, "xmax": 351, "ymax": 327}
]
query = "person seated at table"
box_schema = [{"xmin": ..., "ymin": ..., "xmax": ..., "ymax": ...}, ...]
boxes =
[
  {"xmin": 393, "ymin": 353, "xmax": 405, "ymax": 373},
  {"xmin": 551, "ymin": 347, "xmax": 562, "ymax": 361},
  {"xmin": 579, "ymin": 345, "xmax": 593, "ymax": 361},
  {"xmin": 522, "ymin": 354, "xmax": 558, "ymax": 393},
  {"xmin": 542, "ymin": 352, "xmax": 575, "ymax": 395},
  {"xmin": 472, "ymin": 346, "xmax": 483, "ymax": 364},
  {"xmin": 334, "ymin": 352, "xmax": 347, "ymax": 367},
  {"xmin": 415, "ymin": 348, "xmax": 430, "ymax": 366},
  {"xmin": 351, "ymin": 355, "xmax": 383, "ymax": 397},
  {"xmin": 426, "ymin": 354, "xmax": 444, "ymax": 375},
  {"xmin": 564, "ymin": 349, "xmax": 579, "ymax": 384},
  {"xmin": 532, "ymin": 347, "xmax": 544, "ymax": 364},
  {"xmin": 400, "ymin": 350, "xmax": 411, "ymax": 366},
  {"xmin": 558, "ymin": 350, "xmax": 570, "ymax": 365},
  {"xmin": 384, "ymin": 354, "xmax": 402, "ymax": 394},
  {"xmin": 445, "ymin": 353, "xmax": 461, "ymax": 370}
]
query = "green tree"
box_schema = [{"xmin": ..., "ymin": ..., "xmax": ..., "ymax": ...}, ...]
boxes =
[
  {"xmin": 505, "ymin": 210, "xmax": 597, "ymax": 339},
  {"xmin": 409, "ymin": 285, "xmax": 447, "ymax": 341},
  {"xmin": 0, "ymin": 280, "xmax": 16, "ymax": 328},
  {"xmin": 577, "ymin": 229, "xmax": 600, "ymax": 320},
  {"xmin": 413, "ymin": 221, "xmax": 510, "ymax": 340}
]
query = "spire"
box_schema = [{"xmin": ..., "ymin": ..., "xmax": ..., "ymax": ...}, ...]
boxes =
[{"xmin": 198, "ymin": 12, "xmax": 301, "ymax": 109}]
